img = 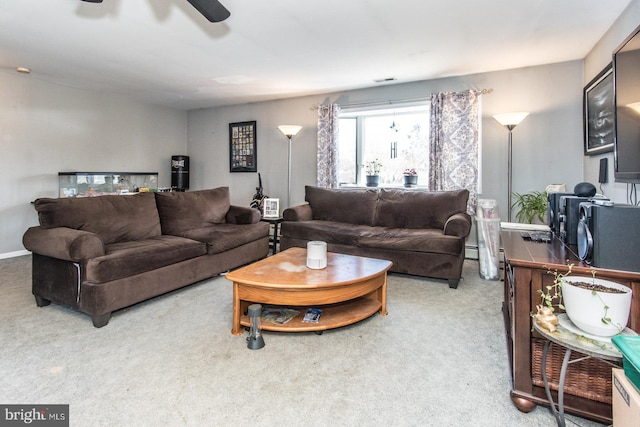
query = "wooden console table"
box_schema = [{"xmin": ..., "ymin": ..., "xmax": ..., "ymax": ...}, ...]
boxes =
[{"xmin": 502, "ymin": 229, "xmax": 640, "ymax": 424}]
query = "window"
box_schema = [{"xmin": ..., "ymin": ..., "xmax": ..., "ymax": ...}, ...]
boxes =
[{"xmin": 338, "ymin": 104, "xmax": 429, "ymax": 187}]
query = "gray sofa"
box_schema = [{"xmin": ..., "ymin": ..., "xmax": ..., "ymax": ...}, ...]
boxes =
[
  {"xmin": 22, "ymin": 187, "xmax": 269, "ymax": 327},
  {"xmin": 280, "ymin": 186, "xmax": 471, "ymax": 288}
]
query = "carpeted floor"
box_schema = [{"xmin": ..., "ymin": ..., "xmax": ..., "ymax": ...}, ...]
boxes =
[{"xmin": 0, "ymin": 255, "xmax": 606, "ymax": 426}]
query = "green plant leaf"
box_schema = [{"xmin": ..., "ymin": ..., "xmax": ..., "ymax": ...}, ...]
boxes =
[{"xmin": 512, "ymin": 191, "xmax": 548, "ymax": 224}]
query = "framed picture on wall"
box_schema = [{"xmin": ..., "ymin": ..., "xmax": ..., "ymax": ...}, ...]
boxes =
[
  {"xmin": 584, "ymin": 64, "xmax": 614, "ymax": 156},
  {"xmin": 229, "ymin": 121, "xmax": 257, "ymax": 172},
  {"xmin": 263, "ymin": 198, "xmax": 280, "ymax": 218}
]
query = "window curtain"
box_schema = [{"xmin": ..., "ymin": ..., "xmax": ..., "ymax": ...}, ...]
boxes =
[
  {"xmin": 429, "ymin": 90, "xmax": 480, "ymax": 215},
  {"xmin": 317, "ymin": 104, "xmax": 340, "ymax": 188}
]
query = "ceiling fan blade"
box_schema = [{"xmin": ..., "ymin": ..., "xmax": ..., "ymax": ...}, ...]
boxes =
[
  {"xmin": 186, "ymin": 0, "xmax": 230, "ymax": 22},
  {"xmin": 81, "ymin": 1, "xmax": 229, "ymax": 22}
]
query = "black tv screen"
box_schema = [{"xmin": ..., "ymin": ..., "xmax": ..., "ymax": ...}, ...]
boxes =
[{"xmin": 613, "ymin": 25, "xmax": 640, "ymax": 183}]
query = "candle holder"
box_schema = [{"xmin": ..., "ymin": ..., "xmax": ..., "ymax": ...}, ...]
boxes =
[
  {"xmin": 246, "ymin": 304, "xmax": 265, "ymax": 350},
  {"xmin": 306, "ymin": 241, "xmax": 327, "ymax": 269}
]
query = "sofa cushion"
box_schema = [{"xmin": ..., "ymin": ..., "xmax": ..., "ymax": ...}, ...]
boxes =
[
  {"xmin": 85, "ymin": 235, "xmax": 207, "ymax": 283},
  {"xmin": 305, "ymin": 186, "xmax": 378, "ymax": 226},
  {"xmin": 34, "ymin": 192, "xmax": 161, "ymax": 245},
  {"xmin": 281, "ymin": 221, "xmax": 368, "ymax": 246},
  {"xmin": 374, "ymin": 189, "xmax": 469, "ymax": 229},
  {"xmin": 155, "ymin": 187, "xmax": 231, "ymax": 235},
  {"xmin": 178, "ymin": 222, "xmax": 269, "ymax": 254},
  {"xmin": 357, "ymin": 227, "xmax": 463, "ymax": 255}
]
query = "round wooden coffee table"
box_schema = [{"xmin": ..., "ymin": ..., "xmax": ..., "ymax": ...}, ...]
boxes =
[{"xmin": 226, "ymin": 247, "xmax": 392, "ymax": 335}]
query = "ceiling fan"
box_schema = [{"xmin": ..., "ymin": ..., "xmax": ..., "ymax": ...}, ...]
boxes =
[{"xmin": 80, "ymin": 0, "xmax": 231, "ymax": 23}]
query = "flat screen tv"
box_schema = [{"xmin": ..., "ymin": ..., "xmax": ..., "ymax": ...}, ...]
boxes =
[{"xmin": 613, "ymin": 24, "xmax": 640, "ymax": 183}]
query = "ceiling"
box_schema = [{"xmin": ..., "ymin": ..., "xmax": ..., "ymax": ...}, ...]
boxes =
[{"xmin": 0, "ymin": 0, "xmax": 633, "ymax": 110}]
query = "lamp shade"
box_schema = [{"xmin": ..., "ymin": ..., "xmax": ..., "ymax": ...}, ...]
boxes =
[
  {"xmin": 493, "ymin": 112, "xmax": 529, "ymax": 127},
  {"xmin": 627, "ymin": 102, "xmax": 640, "ymax": 115},
  {"xmin": 277, "ymin": 125, "xmax": 302, "ymax": 138}
]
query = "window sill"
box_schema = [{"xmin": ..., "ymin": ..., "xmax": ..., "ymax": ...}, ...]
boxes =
[{"xmin": 339, "ymin": 184, "xmax": 429, "ymax": 190}]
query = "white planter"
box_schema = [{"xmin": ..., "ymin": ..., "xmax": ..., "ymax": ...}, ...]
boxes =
[{"xmin": 561, "ymin": 276, "xmax": 632, "ymax": 337}]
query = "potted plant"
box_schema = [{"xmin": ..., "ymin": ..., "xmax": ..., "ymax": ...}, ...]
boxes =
[
  {"xmin": 403, "ymin": 168, "xmax": 418, "ymax": 188},
  {"xmin": 363, "ymin": 159, "xmax": 382, "ymax": 187},
  {"xmin": 533, "ymin": 264, "xmax": 632, "ymax": 337},
  {"xmin": 511, "ymin": 191, "xmax": 548, "ymax": 224}
]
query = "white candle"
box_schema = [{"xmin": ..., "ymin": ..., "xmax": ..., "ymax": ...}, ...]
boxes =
[{"xmin": 306, "ymin": 241, "xmax": 327, "ymax": 269}]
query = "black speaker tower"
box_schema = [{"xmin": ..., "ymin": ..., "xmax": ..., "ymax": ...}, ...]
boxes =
[
  {"xmin": 578, "ymin": 203, "xmax": 640, "ymax": 272},
  {"xmin": 171, "ymin": 155, "xmax": 189, "ymax": 191}
]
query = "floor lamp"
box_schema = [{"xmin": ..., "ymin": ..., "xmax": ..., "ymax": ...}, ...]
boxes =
[
  {"xmin": 493, "ymin": 112, "xmax": 529, "ymax": 222},
  {"xmin": 277, "ymin": 125, "xmax": 302, "ymax": 208}
]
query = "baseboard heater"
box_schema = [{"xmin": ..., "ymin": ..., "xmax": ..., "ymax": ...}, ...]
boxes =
[
  {"xmin": 465, "ymin": 245, "xmax": 479, "ymax": 260},
  {"xmin": 465, "ymin": 245, "xmax": 505, "ymax": 262}
]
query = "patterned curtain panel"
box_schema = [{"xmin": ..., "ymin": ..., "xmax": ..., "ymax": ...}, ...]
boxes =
[
  {"xmin": 317, "ymin": 104, "xmax": 340, "ymax": 188},
  {"xmin": 429, "ymin": 90, "xmax": 480, "ymax": 215}
]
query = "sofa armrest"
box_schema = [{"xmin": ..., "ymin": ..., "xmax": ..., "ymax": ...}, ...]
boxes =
[
  {"xmin": 283, "ymin": 204, "xmax": 313, "ymax": 221},
  {"xmin": 23, "ymin": 226, "xmax": 105, "ymax": 262},
  {"xmin": 443, "ymin": 213, "xmax": 472, "ymax": 238},
  {"xmin": 226, "ymin": 205, "xmax": 261, "ymax": 224}
]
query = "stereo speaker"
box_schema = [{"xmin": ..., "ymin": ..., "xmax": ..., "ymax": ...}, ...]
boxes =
[
  {"xmin": 171, "ymin": 155, "xmax": 189, "ymax": 190},
  {"xmin": 577, "ymin": 203, "xmax": 640, "ymax": 272},
  {"xmin": 547, "ymin": 192, "xmax": 573, "ymax": 235},
  {"xmin": 599, "ymin": 158, "xmax": 608, "ymax": 184},
  {"xmin": 559, "ymin": 195, "xmax": 590, "ymax": 245}
]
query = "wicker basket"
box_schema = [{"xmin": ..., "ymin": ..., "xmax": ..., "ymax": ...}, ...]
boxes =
[{"xmin": 531, "ymin": 337, "xmax": 621, "ymax": 404}]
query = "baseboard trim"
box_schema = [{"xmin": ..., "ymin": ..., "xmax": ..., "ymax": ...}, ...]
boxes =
[{"xmin": 0, "ymin": 249, "xmax": 30, "ymax": 260}]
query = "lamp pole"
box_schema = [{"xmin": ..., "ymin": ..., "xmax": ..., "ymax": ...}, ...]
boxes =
[
  {"xmin": 277, "ymin": 125, "xmax": 302, "ymax": 208},
  {"xmin": 506, "ymin": 125, "xmax": 515, "ymax": 223},
  {"xmin": 287, "ymin": 135, "xmax": 292, "ymax": 208},
  {"xmin": 493, "ymin": 113, "xmax": 529, "ymax": 222}
]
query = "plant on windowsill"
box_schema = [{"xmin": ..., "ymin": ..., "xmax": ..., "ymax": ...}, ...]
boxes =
[
  {"xmin": 403, "ymin": 168, "xmax": 418, "ymax": 188},
  {"xmin": 511, "ymin": 191, "xmax": 548, "ymax": 224},
  {"xmin": 532, "ymin": 263, "xmax": 632, "ymax": 338},
  {"xmin": 363, "ymin": 159, "xmax": 382, "ymax": 187}
]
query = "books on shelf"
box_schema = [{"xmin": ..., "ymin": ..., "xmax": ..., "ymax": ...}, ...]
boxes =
[
  {"xmin": 302, "ymin": 308, "xmax": 322, "ymax": 323},
  {"xmin": 261, "ymin": 307, "xmax": 300, "ymax": 325},
  {"xmin": 259, "ymin": 306, "xmax": 323, "ymax": 325}
]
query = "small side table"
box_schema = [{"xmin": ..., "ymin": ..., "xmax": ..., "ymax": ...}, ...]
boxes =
[
  {"xmin": 260, "ymin": 217, "xmax": 284, "ymax": 255},
  {"xmin": 533, "ymin": 314, "xmax": 624, "ymax": 427}
]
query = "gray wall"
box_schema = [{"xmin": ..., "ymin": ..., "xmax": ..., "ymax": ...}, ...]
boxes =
[
  {"xmin": 0, "ymin": 70, "xmax": 187, "ymax": 257},
  {"xmin": 4, "ymin": 2, "xmax": 638, "ymax": 258},
  {"xmin": 584, "ymin": 0, "xmax": 640, "ymax": 203},
  {"xmin": 1, "ymin": 60, "xmax": 585, "ymax": 257},
  {"xmin": 188, "ymin": 60, "xmax": 585, "ymax": 223}
]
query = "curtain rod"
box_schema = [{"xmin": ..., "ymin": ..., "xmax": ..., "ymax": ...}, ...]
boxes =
[{"xmin": 311, "ymin": 88, "xmax": 493, "ymax": 110}]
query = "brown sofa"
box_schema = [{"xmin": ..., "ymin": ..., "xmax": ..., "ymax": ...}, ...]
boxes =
[
  {"xmin": 22, "ymin": 187, "xmax": 269, "ymax": 327},
  {"xmin": 280, "ymin": 186, "xmax": 471, "ymax": 288}
]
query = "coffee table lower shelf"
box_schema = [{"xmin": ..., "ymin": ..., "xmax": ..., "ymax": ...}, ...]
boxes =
[{"xmin": 239, "ymin": 295, "xmax": 383, "ymax": 333}]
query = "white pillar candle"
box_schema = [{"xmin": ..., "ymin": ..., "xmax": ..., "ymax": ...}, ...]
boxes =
[{"xmin": 306, "ymin": 241, "xmax": 327, "ymax": 269}]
